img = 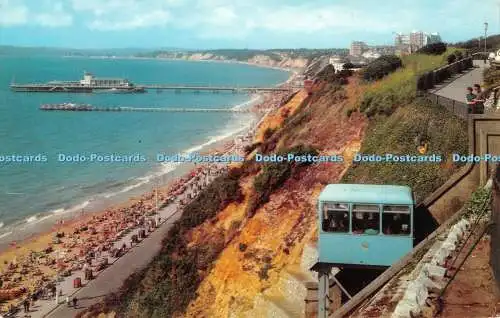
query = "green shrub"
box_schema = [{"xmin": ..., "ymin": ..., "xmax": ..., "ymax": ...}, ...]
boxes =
[
  {"xmin": 455, "ymin": 50, "xmax": 464, "ymax": 60},
  {"xmin": 247, "ymin": 144, "xmax": 319, "ymax": 217},
  {"xmin": 447, "ymin": 53, "xmax": 456, "ymax": 64},
  {"xmin": 417, "ymin": 72, "xmax": 435, "ymax": 90},
  {"xmin": 342, "ymin": 62, "xmax": 354, "ymax": 69},
  {"xmin": 417, "ymin": 42, "xmax": 447, "ymax": 55},
  {"xmin": 263, "ymin": 128, "xmax": 276, "ymax": 140},
  {"xmin": 316, "ymin": 64, "xmax": 352, "ymax": 84},
  {"xmin": 483, "ymin": 67, "xmax": 500, "ymax": 87},
  {"xmin": 363, "ymin": 55, "xmax": 402, "ymax": 81}
]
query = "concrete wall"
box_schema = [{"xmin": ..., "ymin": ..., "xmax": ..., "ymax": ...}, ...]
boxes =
[
  {"xmin": 423, "ymin": 115, "xmax": 500, "ymax": 224},
  {"xmin": 331, "ymin": 114, "xmax": 500, "ymax": 317},
  {"xmin": 491, "ymin": 164, "xmax": 500, "ymax": 291}
]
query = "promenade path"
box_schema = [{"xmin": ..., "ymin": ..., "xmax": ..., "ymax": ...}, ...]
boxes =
[
  {"xmin": 18, "ymin": 169, "xmax": 221, "ymax": 318},
  {"xmin": 431, "ymin": 60, "xmax": 487, "ymax": 102},
  {"xmin": 48, "ymin": 204, "xmax": 181, "ymax": 318}
]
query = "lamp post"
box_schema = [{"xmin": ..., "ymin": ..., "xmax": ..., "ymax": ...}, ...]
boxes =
[{"xmin": 485, "ymin": 22, "xmax": 489, "ymax": 63}]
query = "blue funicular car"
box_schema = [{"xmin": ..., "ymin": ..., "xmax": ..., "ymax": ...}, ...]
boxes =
[{"xmin": 317, "ymin": 183, "xmax": 414, "ymax": 268}]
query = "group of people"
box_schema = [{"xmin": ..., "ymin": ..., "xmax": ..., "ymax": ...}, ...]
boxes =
[{"xmin": 465, "ymin": 83, "xmax": 485, "ymax": 114}]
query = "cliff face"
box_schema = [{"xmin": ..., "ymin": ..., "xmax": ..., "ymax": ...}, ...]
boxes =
[
  {"xmin": 184, "ymin": 81, "xmax": 367, "ymax": 317},
  {"xmin": 154, "ymin": 52, "xmax": 309, "ymax": 70}
]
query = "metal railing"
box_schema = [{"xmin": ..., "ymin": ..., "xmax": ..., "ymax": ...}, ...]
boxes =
[
  {"xmin": 417, "ymin": 56, "xmax": 474, "ymax": 91},
  {"xmin": 424, "ymin": 93, "xmax": 469, "ymax": 119}
]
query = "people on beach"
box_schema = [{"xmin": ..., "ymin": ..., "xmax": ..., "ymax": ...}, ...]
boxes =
[
  {"xmin": 23, "ymin": 298, "xmax": 29, "ymax": 312},
  {"xmin": 0, "ymin": 92, "xmax": 271, "ymax": 313}
]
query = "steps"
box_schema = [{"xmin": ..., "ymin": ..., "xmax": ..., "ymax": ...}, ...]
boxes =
[{"xmin": 242, "ymin": 244, "xmax": 318, "ymax": 318}]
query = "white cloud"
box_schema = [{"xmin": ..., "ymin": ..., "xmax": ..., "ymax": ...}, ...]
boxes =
[
  {"xmin": 88, "ymin": 10, "xmax": 171, "ymax": 30},
  {"xmin": 0, "ymin": 0, "xmax": 73, "ymax": 27},
  {"xmin": 0, "ymin": 0, "xmax": 28, "ymax": 26},
  {"xmin": 33, "ymin": 2, "xmax": 73, "ymax": 27},
  {"xmin": 34, "ymin": 12, "xmax": 73, "ymax": 27},
  {"xmin": 72, "ymin": 0, "xmax": 172, "ymax": 30}
]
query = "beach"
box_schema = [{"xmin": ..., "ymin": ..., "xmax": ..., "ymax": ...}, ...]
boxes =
[{"xmin": 0, "ymin": 82, "xmax": 298, "ymax": 316}]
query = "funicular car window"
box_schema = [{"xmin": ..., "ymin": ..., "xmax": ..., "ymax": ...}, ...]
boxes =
[
  {"xmin": 352, "ymin": 204, "xmax": 379, "ymax": 234},
  {"xmin": 322, "ymin": 203, "xmax": 349, "ymax": 233},
  {"xmin": 382, "ymin": 205, "xmax": 411, "ymax": 235}
]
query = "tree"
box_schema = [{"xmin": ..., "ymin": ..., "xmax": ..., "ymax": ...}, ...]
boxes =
[
  {"xmin": 417, "ymin": 42, "xmax": 447, "ymax": 55},
  {"xmin": 342, "ymin": 62, "xmax": 355, "ymax": 69}
]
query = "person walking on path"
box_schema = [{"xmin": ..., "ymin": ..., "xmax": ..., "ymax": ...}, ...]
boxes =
[
  {"xmin": 473, "ymin": 84, "xmax": 485, "ymax": 114},
  {"xmin": 23, "ymin": 298, "xmax": 30, "ymax": 313},
  {"xmin": 466, "ymin": 86, "xmax": 477, "ymax": 113},
  {"xmin": 72, "ymin": 297, "xmax": 78, "ymax": 308}
]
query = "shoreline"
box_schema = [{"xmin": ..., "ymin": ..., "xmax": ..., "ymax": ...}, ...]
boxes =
[
  {"xmin": 0, "ymin": 80, "xmax": 297, "ymax": 314},
  {"xmin": 63, "ymin": 54, "xmax": 299, "ymax": 73},
  {"xmin": 0, "ymin": 94, "xmax": 266, "ymax": 251}
]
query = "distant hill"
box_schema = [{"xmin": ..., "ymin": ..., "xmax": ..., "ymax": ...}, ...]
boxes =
[
  {"xmin": 0, "ymin": 46, "xmax": 182, "ymax": 57},
  {"xmin": 134, "ymin": 48, "xmax": 348, "ymax": 70},
  {"xmin": 452, "ymin": 34, "xmax": 500, "ymax": 51},
  {"xmin": 135, "ymin": 48, "xmax": 349, "ymax": 62}
]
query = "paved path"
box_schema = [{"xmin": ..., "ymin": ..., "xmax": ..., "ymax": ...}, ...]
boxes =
[
  {"xmin": 431, "ymin": 61, "xmax": 487, "ymax": 102},
  {"xmin": 47, "ymin": 204, "xmax": 181, "ymax": 318},
  {"xmin": 16, "ymin": 169, "xmax": 220, "ymax": 318}
]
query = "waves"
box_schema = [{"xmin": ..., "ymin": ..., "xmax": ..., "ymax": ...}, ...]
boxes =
[{"xmin": 0, "ymin": 92, "xmax": 265, "ymax": 245}]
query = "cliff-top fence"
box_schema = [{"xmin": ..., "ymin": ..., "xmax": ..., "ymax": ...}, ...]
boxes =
[
  {"xmin": 416, "ymin": 55, "xmax": 474, "ymax": 91},
  {"xmin": 417, "ymin": 52, "xmax": 487, "ymax": 119}
]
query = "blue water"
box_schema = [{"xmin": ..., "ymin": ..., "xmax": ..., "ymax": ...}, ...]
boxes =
[{"xmin": 0, "ymin": 56, "xmax": 289, "ymax": 232}]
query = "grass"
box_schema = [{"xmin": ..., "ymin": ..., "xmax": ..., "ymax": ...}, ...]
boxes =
[
  {"xmin": 343, "ymin": 97, "xmax": 468, "ymax": 203},
  {"xmin": 344, "ymin": 49, "xmax": 469, "ymax": 203},
  {"xmin": 359, "ymin": 50, "xmax": 453, "ymax": 117}
]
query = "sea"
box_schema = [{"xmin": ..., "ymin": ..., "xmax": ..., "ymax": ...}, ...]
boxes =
[{"xmin": 0, "ymin": 55, "xmax": 290, "ymax": 244}]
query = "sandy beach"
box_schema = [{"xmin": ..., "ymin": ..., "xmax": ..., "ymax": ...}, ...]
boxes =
[{"xmin": 0, "ymin": 82, "xmax": 298, "ymax": 316}]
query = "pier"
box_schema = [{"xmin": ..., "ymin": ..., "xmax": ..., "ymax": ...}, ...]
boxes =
[
  {"xmin": 39, "ymin": 104, "xmax": 256, "ymax": 113},
  {"xmin": 10, "ymin": 72, "xmax": 301, "ymax": 94},
  {"xmin": 11, "ymin": 83, "xmax": 297, "ymax": 94},
  {"xmin": 140, "ymin": 85, "xmax": 295, "ymax": 93}
]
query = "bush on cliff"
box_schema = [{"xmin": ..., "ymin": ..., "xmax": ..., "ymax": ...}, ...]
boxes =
[
  {"xmin": 316, "ymin": 64, "xmax": 351, "ymax": 84},
  {"xmin": 360, "ymin": 50, "xmax": 450, "ymax": 116},
  {"xmin": 417, "ymin": 42, "xmax": 447, "ymax": 55},
  {"xmin": 247, "ymin": 144, "xmax": 319, "ymax": 217},
  {"xmin": 447, "ymin": 53, "xmax": 456, "ymax": 64},
  {"xmin": 82, "ymin": 171, "xmax": 245, "ymax": 318},
  {"xmin": 483, "ymin": 67, "xmax": 500, "ymax": 88},
  {"xmin": 362, "ymin": 55, "xmax": 402, "ymax": 81}
]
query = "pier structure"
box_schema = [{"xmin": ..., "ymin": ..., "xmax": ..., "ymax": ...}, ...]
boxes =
[
  {"xmin": 39, "ymin": 104, "xmax": 256, "ymax": 113},
  {"xmin": 141, "ymin": 84, "xmax": 296, "ymax": 94},
  {"xmin": 12, "ymin": 83, "xmax": 296, "ymax": 94}
]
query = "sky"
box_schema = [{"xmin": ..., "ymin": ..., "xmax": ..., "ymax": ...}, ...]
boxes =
[{"xmin": 0, "ymin": 0, "xmax": 498, "ymax": 49}]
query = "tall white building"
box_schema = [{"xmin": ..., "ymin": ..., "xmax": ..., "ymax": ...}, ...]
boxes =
[
  {"xmin": 394, "ymin": 31, "xmax": 441, "ymax": 53},
  {"xmin": 350, "ymin": 41, "xmax": 368, "ymax": 56}
]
